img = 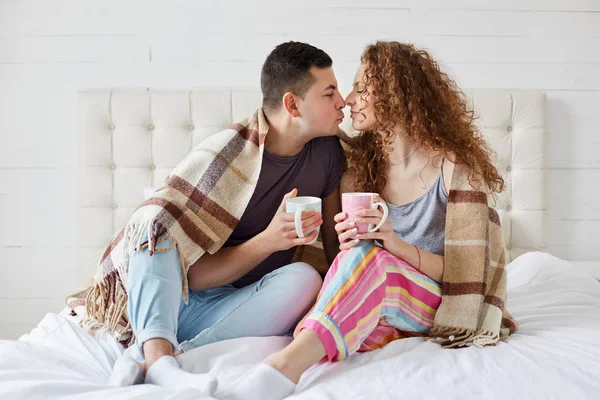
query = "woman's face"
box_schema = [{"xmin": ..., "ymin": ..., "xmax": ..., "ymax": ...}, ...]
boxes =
[{"xmin": 345, "ymin": 63, "xmax": 376, "ymax": 131}]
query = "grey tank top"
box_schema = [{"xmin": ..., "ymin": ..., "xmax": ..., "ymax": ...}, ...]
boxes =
[{"xmin": 386, "ymin": 160, "xmax": 448, "ymax": 256}]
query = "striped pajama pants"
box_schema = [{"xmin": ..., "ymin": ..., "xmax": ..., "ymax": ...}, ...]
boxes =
[{"xmin": 295, "ymin": 240, "xmax": 442, "ymax": 361}]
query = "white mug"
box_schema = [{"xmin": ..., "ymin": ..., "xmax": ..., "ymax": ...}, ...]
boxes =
[{"xmin": 285, "ymin": 196, "xmax": 322, "ymax": 245}]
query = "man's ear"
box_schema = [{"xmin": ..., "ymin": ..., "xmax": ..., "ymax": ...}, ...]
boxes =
[{"xmin": 282, "ymin": 92, "xmax": 300, "ymax": 117}]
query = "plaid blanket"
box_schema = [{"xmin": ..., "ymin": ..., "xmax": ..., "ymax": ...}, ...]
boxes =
[
  {"xmin": 428, "ymin": 163, "xmax": 518, "ymax": 348},
  {"xmin": 67, "ymin": 109, "xmax": 269, "ymax": 344}
]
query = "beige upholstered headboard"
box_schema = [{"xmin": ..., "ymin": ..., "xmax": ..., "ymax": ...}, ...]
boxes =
[{"xmin": 78, "ymin": 89, "xmax": 546, "ymax": 273}]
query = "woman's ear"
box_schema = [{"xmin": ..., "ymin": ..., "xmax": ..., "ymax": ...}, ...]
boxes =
[{"xmin": 282, "ymin": 92, "xmax": 300, "ymax": 117}]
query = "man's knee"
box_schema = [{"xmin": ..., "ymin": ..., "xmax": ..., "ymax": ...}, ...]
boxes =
[
  {"xmin": 129, "ymin": 243, "xmax": 181, "ymax": 284},
  {"xmin": 279, "ymin": 261, "xmax": 323, "ymax": 294},
  {"xmin": 261, "ymin": 262, "xmax": 323, "ymax": 312}
]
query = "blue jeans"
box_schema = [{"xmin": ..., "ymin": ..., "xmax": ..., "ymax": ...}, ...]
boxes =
[{"xmin": 127, "ymin": 234, "xmax": 323, "ymax": 352}]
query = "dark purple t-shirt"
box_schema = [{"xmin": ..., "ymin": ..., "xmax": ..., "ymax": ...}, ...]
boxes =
[{"xmin": 226, "ymin": 136, "xmax": 344, "ymax": 287}]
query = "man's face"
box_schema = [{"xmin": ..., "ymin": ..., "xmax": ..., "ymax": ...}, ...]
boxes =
[{"xmin": 295, "ymin": 67, "xmax": 345, "ymax": 136}]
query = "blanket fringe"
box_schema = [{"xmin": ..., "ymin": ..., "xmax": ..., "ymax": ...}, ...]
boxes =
[
  {"xmin": 119, "ymin": 219, "xmax": 153, "ymax": 291},
  {"xmin": 82, "ymin": 219, "xmax": 162, "ymax": 343},
  {"xmin": 80, "ymin": 218, "xmax": 188, "ymax": 346},
  {"xmin": 81, "ymin": 270, "xmax": 130, "ymax": 340},
  {"xmin": 428, "ymin": 326, "xmax": 500, "ymax": 348}
]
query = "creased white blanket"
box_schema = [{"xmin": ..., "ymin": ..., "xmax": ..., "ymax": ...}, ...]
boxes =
[{"xmin": 1, "ymin": 252, "xmax": 599, "ymax": 400}]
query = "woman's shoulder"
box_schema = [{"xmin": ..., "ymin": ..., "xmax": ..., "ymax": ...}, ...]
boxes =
[
  {"xmin": 443, "ymin": 153, "xmax": 490, "ymax": 194},
  {"xmin": 442, "ymin": 152, "xmax": 456, "ymax": 194}
]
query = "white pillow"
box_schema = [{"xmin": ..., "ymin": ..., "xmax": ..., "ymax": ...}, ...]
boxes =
[
  {"xmin": 143, "ymin": 186, "xmax": 157, "ymax": 200},
  {"xmin": 496, "ymin": 209, "xmax": 504, "ymax": 226}
]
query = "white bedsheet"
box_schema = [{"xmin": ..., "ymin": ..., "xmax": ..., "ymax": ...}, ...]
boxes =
[{"xmin": 1, "ymin": 252, "xmax": 599, "ymax": 400}]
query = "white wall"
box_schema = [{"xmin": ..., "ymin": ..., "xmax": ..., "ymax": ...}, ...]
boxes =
[{"xmin": 1, "ymin": 0, "xmax": 599, "ymax": 339}]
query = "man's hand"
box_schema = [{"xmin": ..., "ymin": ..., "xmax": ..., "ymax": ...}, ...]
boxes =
[
  {"xmin": 188, "ymin": 188, "xmax": 322, "ymax": 291},
  {"xmin": 260, "ymin": 188, "xmax": 322, "ymax": 252}
]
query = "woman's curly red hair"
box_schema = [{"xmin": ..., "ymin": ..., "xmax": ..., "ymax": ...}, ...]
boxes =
[{"xmin": 348, "ymin": 41, "xmax": 504, "ymax": 195}]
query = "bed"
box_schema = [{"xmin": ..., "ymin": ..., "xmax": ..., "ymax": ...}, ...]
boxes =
[{"xmin": 0, "ymin": 89, "xmax": 598, "ymax": 399}]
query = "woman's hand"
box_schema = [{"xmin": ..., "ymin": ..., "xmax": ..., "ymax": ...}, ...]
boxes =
[
  {"xmin": 353, "ymin": 195, "xmax": 397, "ymax": 250},
  {"xmin": 334, "ymin": 212, "xmax": 360, "ymax": 250}
]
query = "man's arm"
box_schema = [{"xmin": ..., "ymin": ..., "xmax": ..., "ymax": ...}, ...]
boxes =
[
  {"xmin": 186, "ymin": 188, "xmax": 323, "ymax": 291},
  {"xmin": 186, "ymin": 234, "xmax": 274, "ymax": 292},
  {"xmin": 321, "ymin": 188, "xmax": 342, "ymax": 265}
]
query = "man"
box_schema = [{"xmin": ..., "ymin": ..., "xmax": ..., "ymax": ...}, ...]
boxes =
[{"xmin": 98, "ymin": 41, "xmax": 347, "ymax": 394}]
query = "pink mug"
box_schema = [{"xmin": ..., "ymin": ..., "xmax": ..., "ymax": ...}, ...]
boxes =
[{"xmin": 342, "ymin": 192, "xmax": 389, "ymax": 234}]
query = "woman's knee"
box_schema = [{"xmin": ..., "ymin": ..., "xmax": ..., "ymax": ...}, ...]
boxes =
[{"xmin": 322, "ymin": 242, "xmax": 388, "ymax": 286}]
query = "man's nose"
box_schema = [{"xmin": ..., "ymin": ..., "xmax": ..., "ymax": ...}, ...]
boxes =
[{"xmin": 335, "ymin": 91, "xmax": 346, "ymax": 109}]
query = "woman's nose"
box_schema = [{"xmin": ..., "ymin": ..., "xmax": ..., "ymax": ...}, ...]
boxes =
[{"xmin": 345, "ymin": 93, "xmax": 355, "ymax": 106}]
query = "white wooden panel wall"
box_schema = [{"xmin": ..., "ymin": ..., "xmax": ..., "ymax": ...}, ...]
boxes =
[{"xmin": 1, "ymin": 0, "xmax": 599, "ymax": 339}]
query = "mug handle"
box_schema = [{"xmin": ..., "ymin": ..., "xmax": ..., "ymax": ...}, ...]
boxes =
[
  {"xmin": 294, "ymin": 206, "xmax": 305, "ymax": 238},
  {"xmin": 369, "ymin": 202, "xmax": 389, "ymax": 232}
]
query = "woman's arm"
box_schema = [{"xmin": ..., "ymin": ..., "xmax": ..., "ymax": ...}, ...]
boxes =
[
  {"xmin": 339, "ymin": 169, "xmax": 445, "ymax": 282},
  {"xmin": 352, "ymin": 204, "xmax": 445, "ymax": 283},
  {"xmin": 383, "ymin": 238, "xmax": 444, "ymax": 283}
]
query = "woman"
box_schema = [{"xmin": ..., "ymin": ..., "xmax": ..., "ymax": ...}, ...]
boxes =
[{"xmin": 219, "ymin": 41, "xmax": 516, "ymax": 400}]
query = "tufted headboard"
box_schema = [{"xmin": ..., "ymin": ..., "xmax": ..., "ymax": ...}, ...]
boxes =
[{"xmin": 78, "ymin": 89, "xmax": 546, "ymax": 275}]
